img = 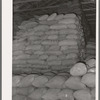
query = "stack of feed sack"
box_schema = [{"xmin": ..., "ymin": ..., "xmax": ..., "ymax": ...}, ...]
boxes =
[
  {"xmin": 13, "ymin": 13, "xmax": 86, "ymax": 74},
  {"xmin": 12, "ymin": 58, "xmax": 95, "ymax": 100}
]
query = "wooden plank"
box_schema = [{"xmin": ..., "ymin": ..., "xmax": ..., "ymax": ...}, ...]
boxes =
[
  {"xmin": 48, "ymin": 0, "xmax": 60, "ymax": 6},
  {"xmin": 14, "ymin": 3, "xmax": 79, "ymax": 12},
  {"xmin": 81, "ymin": 1, "xmax": 95, "ymax": 5},
  {"xmin": 89, "ymin": 22, "xmax": 96, "ymax": 24},
  {"xmin": 87, "ymin": 19, "xmax": 96, "ymax": 21},
  {"xmin": 84, "ymin": 11, "xmax": 96, "ymax": 15},
  {"xmin": 14, "ymin": 0, "xmax": 41, "ymax": 4},
  {"xmin": 83, "ymin": 8, "xmax": 96, "ymax": 11},
  {"xmin": 82, "ymin": 4, "xmax": 95, "ymax": 9},
  {"xmin": 39, "ymin": 0, "xmax": 53, "ymax": 7},
  {"xmin": 86, "ymin": 13, "xmax": 95, "ymax": 16}
]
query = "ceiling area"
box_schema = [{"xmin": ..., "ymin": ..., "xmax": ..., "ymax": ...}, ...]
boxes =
[{"xmin": 13, "ymin": 0, "xmax": 96, "ymax": 37}]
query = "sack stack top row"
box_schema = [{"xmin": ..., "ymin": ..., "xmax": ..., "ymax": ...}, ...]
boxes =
[{"xmin": 13, "ymin": 13, "xmax": 86, "ymax": 74}]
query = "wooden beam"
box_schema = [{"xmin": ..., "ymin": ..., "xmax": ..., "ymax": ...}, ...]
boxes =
[
  {"xmin": 83, "ymin": 8, "xmax": 96, "ymax": 11},
  {"xmin": 87, "ymin": 19, "xmax": 96, "ymax": 21},
  {"xmin": 82, "ymin": 5, "xmax": 96, "ymax": 10},
  {"xmin": 48, "ymin": 0, "xmax": 60, "ymax": 6},
  {"xmin": 81, "ymin": 1, "xmax": 95, "ymax": 5},
  {"xmin": 86, "ymin": 13, "xmax": 95, "ymax": 16},
  {"xmin": 14, "ymin": 0, "xmax": 41, "ymax": 4},
  {"xmin": 14, "ymin": 3, "xmax": 79, "ymax": 12},
  {"xmin": 39, "ymin": 0, "xmax": 52, "ymax": 7},
  {"xmin": 89, "ymin": 22, "xmax": 96, "ymax": 24}
]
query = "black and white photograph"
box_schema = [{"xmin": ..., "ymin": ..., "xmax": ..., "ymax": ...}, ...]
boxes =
[{"xmin": 8, "ymin": 0, "xmax": 97, "ymax": 100}]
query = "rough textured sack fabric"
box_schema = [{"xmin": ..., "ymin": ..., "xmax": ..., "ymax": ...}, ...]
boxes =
[
  {"xmin": 58, "ymin": 88, "xmax": 74, "ymax": 100},
  {"xmin": 64, "ymin": 76, "xmax": 86, "ymax": 90},
  {"xmin": 39, "ymin": 15, "xmax": 49, "ymax": 21},
  {"xmin": 70, "ymin": 62, "xmax": 87, "ymax": 76},
  {"xmin": 12, "ymin": 59, "xmax": 95, "ymax": 100},
  {"xmin": 29, "ymin": 88, "xmax": 47, "ymax": 100},
  {"xmin": 32, "ymin": 75, "xmax": 51, "ymax": 87},
  {"xmin": 12, "ymin": 95, "xmax": 27, "ymax": 100},
  {"xmin": 45, "ymin": 75, "xmax": 67, "ymax": 88},
  {"xmin": 13, "ymin": 13, "xmax": 86, "ymax": 73},
  {"xmin": 42, "ymin": 89, "xmax": 60, "ymax": 100},
  {"xmin": 81, "ymin": 73, "xmax": 95, "ymax": 88},
  {"xmin": 17, "ymin": 74, "xmax": 38, "ymax": 87},
  {"xmin": 73, "ymin": 89, "xmax": 92, "ymax": 100},
  {"xmin": 47, "ymin": 13, "xmax": 57, "ymax": 21},
  {"xmin": 18, "ymin": 22, "xmax": 38, "ymax": 30},
  {"xmin": 12, "ymin": 76, "xmax": 23, "ymax": 87},
  {"xmin": 54, "ymin": 14, "xmax": 64, "ymax": 20}
]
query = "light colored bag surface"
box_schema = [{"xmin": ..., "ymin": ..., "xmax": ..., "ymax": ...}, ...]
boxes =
[
  {"xmin": 45, "ymin": 75, "xmax": 67, "ymax": 88},
  {"xmin": 58, "ymin": 18, "xmax": 77, "ymax": 25},
  {"xmin": 13, "ymin": 13, "xmax": 85, "ymax": 72},
  {"xmin": 12, "ymin": 58, "xmax": 95, "ymax": 100},
  {"xmin": 18, "ymin": 22, "xmax": 38, "ymax": 30},
  {"xmin": 50, "ymin": 24, "xmax": 67, "ymax": 29},
  {"xmin": 12, "ymin": 76, "xmax": 23, "ymax": 87},
  {"xmin": 54, "ymin": 14, "xmax": 64, "ymax": 20},
  {"xmin": 17, "ymin": 75, "xmax": 38, "ymax": 87},
  {"xmin": 29, "ymin": 88, "xmax": 47, "ymax": 100},
  {"xmin": 33, "ymin": 25, "xmax": 50, "ymax": 31},
  {"xmin": 42, "ymin": 89, "xmax": 60, "ymax": 100},
  {"xmin": 81, "ymin": 73, "xmax": 95, "ymax": 88},
  {"xmin": 73, "ymin": 89, "xmax": 92, "ymax": 100},
  {"xmin": 32, "ymin": 76, "xmax": 50, "ymax": 87},
  {"xmin": 39, "ymin": 14, "xmax": 49, "ymax": 21},
  {"xmin": 12, "ymin": 95, "xmax": 27, "ymax": 100},
  {"xmin": 70, "ymin": 62, "xmax": 87, "ymax": 76},
  {"xmin": 47, "ymin": 13, "xmax": 57, "ymax": 21},
  {"xmin": 64, "ymin": 76, "xmax": 86, "ymax": 90},
  {"xmin": 58, "ymin": 88, "xmax": 74, "ymax": 100}
]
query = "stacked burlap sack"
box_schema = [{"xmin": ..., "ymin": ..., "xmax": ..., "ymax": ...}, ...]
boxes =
[
  {"xmin": 13, "ymin": 13, "xmax": 86, "ymax": 73},
  {"xmin": 12, "ymin": 58, "xmax": 95, "ymax": 100},
  {"xmin": 86, "ymin": 38, "xmax": 95, "ymax": 58}
]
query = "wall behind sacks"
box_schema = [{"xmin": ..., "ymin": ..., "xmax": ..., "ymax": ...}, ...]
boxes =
[
  {"xmin": 13, "ymin": 0, "xmax": 82, "ymax": 25},
  {"xmin": 13, "ymin": 0, "xmax": 83, "ymax": 39},
  {"xmin": 13, "ymin": 13, "xmax": 86, "ymax": 74},
  {"xmin": 13, "ymin": 14, "xmax": 23, "ymax": 36}
]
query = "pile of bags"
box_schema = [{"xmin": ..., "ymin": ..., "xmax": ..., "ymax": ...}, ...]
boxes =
[
  {"xmin": 12, "ymin": 58, "xmax": 96, "ymax": 100},
  {"xmin": 13, "ymin": 13, "xmax": 86, "ymax": 73},
  {"xmin": 86, "ymin": 38, "xmax": 95, "ymax": 58}
]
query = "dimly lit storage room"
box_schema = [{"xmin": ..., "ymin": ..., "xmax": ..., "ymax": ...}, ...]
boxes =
[{"xmin": 12, "ymin": 0, "xmax": 96, "ymax": 100}]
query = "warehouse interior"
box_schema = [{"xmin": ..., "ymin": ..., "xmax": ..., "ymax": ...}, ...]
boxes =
[
  {"xmin": 13, "ymin": 0, "xmax": 96, "ymax": 38},
  {"xmin": 13, "ymin": 0, "xmax": 96, "ymax": 100}
]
